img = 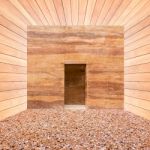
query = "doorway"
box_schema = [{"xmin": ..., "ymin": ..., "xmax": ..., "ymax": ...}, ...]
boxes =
[{"xmin": 65, "ymin": 64, "xmax": 86, "ymax": 105}]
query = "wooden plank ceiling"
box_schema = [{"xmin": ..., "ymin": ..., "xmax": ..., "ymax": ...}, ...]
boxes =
[
  {"xmin": 0, "ymin": 0, "xmax": 148, "ymax": 27},
  {"xmin": 0, "ymin": 0, "xmax": 149, "ymax": 120}
]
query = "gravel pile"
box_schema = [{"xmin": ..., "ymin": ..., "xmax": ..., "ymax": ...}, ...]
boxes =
[{"xmin": 0, "ymin": 106, "xmax": 150, "ymax": 150}]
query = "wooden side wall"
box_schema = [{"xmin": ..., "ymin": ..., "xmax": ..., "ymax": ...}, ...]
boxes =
[
  {"xmin": 0, "ymin": 15, "xmax": 27, "ymax": 120},
  {"xmin": 28, "ymin": 26, "xmax": 124, "ymax": 108},
  {"xmin": 124, "ymin": 16, "xmax": 150, "ymax": 120}
]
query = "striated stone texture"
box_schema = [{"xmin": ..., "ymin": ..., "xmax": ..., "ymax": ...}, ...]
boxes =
[
  {"xmin": 0, "ymin": 106, "xmax": 150, "ymax": 150},
  {"xmin": 28, "ymin": 26, "xmax": 124, "ymax": 108}
]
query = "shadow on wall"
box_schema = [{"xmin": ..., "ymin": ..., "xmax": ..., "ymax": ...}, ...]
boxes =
[{"xmin": 28, "ymin": 101, "xmax": 63, "ymax": 109}]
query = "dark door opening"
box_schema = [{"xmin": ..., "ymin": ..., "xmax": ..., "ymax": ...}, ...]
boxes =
[{"xmin": 65, "ymin": 64, "xmax": 86, "ymax": 105}]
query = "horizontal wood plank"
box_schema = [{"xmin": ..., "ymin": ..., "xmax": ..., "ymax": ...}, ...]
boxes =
[
  {"xmin": 0, "ymin": 73, "xmax": 27, "ymax": 82},
  {"xmin": 124, "ymin": 103, "xmax": 150, "ymax": 120},
  {"xmin": 125, "ymin": 96, "xmax": 150, "ymax": 110},
  {"xmin": 125, "ymin": 63, "xmax": 150, "ymax": 74},
  {"xmin": 0, "ymin": 96, "xmax": 27, "ymax": 111},
  {"xmin": 125, "ymin": 82, "xmax": 150, "ymax": 91},
  {"xmin": 0, "ymin": 103, "xmax": 27, "ymax": 121},
  {"xmin": 0, "ymin": 63, "xmax": 26, "ymax": 73},
  {"xmin": 0, "ymin": 82, "xmax": 27, "ymax": 92},
  {"xmin": 125, "ymin": 89, "xmax": 150, "ymax": 101},
  {"xmin": 125, "ymin": 73, "xmax": 150, "ymax": 81},
  {"xmin": 0, "ymin": 43, "xmax": 27, "ymax": 60},
  {"xmin": 125, "ymin": 45, "xmax": 150, "ymax": 59},
  {"xmin": 125, "ymin": 54, "xmax": 150, "ymax": 67},
  {"xmin": 0, "ymin": 89, "xmax": 27, "ymax": 102},
  {"xmin": 0, "ymin": 54, "xmax": 26, "ymax": 66}
]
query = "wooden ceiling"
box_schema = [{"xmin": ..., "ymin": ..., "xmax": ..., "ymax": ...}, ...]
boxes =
[{"xmin": 0, "ymin": 0, "xmax": 149, "ymax": 31}]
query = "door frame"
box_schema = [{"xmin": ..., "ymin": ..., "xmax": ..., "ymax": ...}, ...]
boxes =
[{"xmin": 64, "ymin": 63, "xmax": 87, "ymax": 105}]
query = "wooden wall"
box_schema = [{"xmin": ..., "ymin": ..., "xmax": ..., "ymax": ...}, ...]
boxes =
[
  {"xmin": 28, "ymin": 26, "xmax": 124, "ymax": 108},
  {"xmin": 0, "ymin": 14, "xmax": 27, "ymax": 120},
  {"xmin": 124, "ymin": 16, "xmax": 150, "ymax": 120},
  {"xmin": 0, "ymin": 0, "xmax": 149, "ymax": 119}
]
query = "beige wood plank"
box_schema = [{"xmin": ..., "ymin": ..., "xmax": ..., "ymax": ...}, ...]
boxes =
[
  {"xmin": 125, "ymin": 45, "xmax": 150, "ymax": 59},
  {"xmin": 0, "ymin": 96, "xmax": 27, "ymax": 112},
  {"xmin": 125, "ymin": 26, "xmax": 150, "ymax": 45},
  {"xmin": 125, "ymin": 53, "xmax": 150, "ymax": 67},
  {"xmin": 36, "ymin": 0, "xmax": 54, "ymax": 25},
  {"xmin": 125, "ymin": 82, "xmax": 150, "ymax": 91},
  {"xmin": 0, "ymin": 15, "xmax": 27, "ymax": 38},
  {"xmin": 123, "ymin": 0, "xmax": 149, "ymax": 26},
  {"xmin": 0, "ymin": 63, "xmax": 26, "ymax": 73},
  {"xmin": 125, "ymin": 3, "xmax": 150, "ymax": 29},
  {"xmin": 0, "ymin": 82, "xmax": 27, "ymax": 92},
  {"xmin": 125, "ymin": 16, "xmax": 150, "ymax": 37},
  {"xmin": 125, "ymin": 35, "xmax": 150, "ymax": 52},
  {"xmin": 53, "ymin": 0, "xmax": 66, "ymax": 25},
  {"xmin": 125, "ymin": 103, "xmax": 150, "ymax": 120},
  {"xmin": 0, "ymin": 34, "xmax": 26, "ymax": 52},
  {"xmin": 9, "ymin": 0, "xmax": 36, "ymax": 25},
  {"xmin": 71, "ymin": 0, "xmax": 78, "ymax": 25},
  {"xmin": 125, "ymin": 73, "xmax": 150, "ymax": 82},
  {"xmin": 0, "ymin": 54, "xmax": 26, "ymax": 66},
  {"xmin": 109, "ymin": 0, "xmax": 131, "ymax": 25},
  {"xmin": 125, "ymin": 89, "xmax": 150, "ymax": 101},
  {"xmin": 0, "ymin": 89, "xmax": 27, "ymax": 102},
  {"xmin": 0, "ymin": 11, "xmax": 27, "ymax": 31},
  {"xmin": 102, "ymin": 0, "xmax": 122, "ymax": 25},
  {"xmin": 0, "ymin": 73, "xmax": 27, "ymax": 82},
  {"xmin": 84, "ymin": 0, "xmax": 97, "ymax": 25},
  {"xmin": 90, "ymin": 0, "xmax": 105, "ymax": 25},
  {"xmin": 45, "ymin": 0, "xmax": 60, "ymax": 25},
  {"xmin": 0, "ymin": 25, "xmax": 26, "ymax": 45},
  {"xmin": 114, "ymin": 0, "xmax": 141, "ymax": 25},
  {"xmin": 0, "ymin": 103, "xmax": 27, "ymax": 121},
  {"xmin": 78, "ymin": 0, "xmax": 88, "ymax": 25},
  {"xmin": 62, "ymin": 0, "xmax": 72, "ymax": 25},
  {"xmin": 96, "ymin": 0, "xmax": 114, "ymax": 25},
  {"xmin": 19, "ymin": 0, "xmax": 43, "ymax": 25},
  {"xmin": 125, "ymin": 63, "xmax": 150, "ymax": 74},
  {"xmin": 0, "ymin": 44, "xmax": 27, "ymax": 60},
  {"xmin": 27, "ymin": 0, "xmax": 49, "ymax": 25},
  {"xmin": 0, "ymin": 0, "xmax": 30, "ymax": 25}
]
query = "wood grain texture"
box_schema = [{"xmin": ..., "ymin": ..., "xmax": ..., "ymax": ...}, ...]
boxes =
[
  {"xmin": 45, "ymin": 0, "xmax": 60, "ymax": 25},
  {"xmin": 0, "ymin": 0, "xmax": 27, "ymax": 121},
  {"xmin": 90, "ymin": 0, "xmax": 105, "ymax": 25},
  {"xmin": 124, "ymin": 103, "xmax": 150, "ymax": 120},
  {"xmin": 27, "ymin": 0, "xmax": 49, "ymax": 25},
  {"xmin": 0, "ymin": 102, "xmax": 27, "ymax": 121},
  {"xmin": 0, "ymin": 0, "xmax": 149, "ymax": 120},
  {"xmin": 0, "ymin": 96, "xmax": 27, "ymax": 111},
  {"xmin": 62, "ymin": 0, "xmax": 72, "ymax": 25},
  {"xmin": 71, "ymin": 0, "xmax": 78, "ymax": 25},
  {"xmin": 28, "ymin": 26, "xmax": 124, "ymax": 108},
  {"xmin": 18, "ymin": 0, "xmax": 43, "ymax": 25},
  {"xmin": 102, "ymin": 0, "xmax": 122, "ymax": 25},
  {"xmin": 124, "ymin": 14, "xmax": 150, "ymax": 120},
  {"xmin": 36, "ymin": 0, "xmax": 54, "ymax": 25},
  {"xmin": 96, "ymin": 0, "xmax": 114, "ymax": 25},
  {"xmin": 53, "ymin": 0, "xmax": 66, "ymax": 25},
  {"xmin": 0, "ymin": 89, "xmax": 27, "ymax": 102}
]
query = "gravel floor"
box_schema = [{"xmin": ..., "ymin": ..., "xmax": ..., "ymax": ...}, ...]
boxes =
[{"xmin": 0, "ymin": 106, "xmax": 150, "ymax": 150}]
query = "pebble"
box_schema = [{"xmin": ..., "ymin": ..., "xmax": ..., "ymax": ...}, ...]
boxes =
[{"xmin": 0, "ymin": 106, "xmax": 150, "ymax": 149}]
